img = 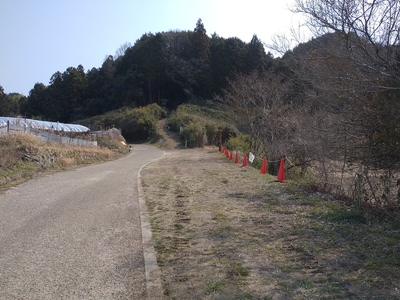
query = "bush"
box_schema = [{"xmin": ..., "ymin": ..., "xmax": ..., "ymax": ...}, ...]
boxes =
[
  {"xmin": 168, "ymin": 111, "xmax": 194, "ymax": 132},
  {"xmin": 181, "ymin": 123, "xmax": 205, "ymax": 148},
  {"xmin": 95, "ymin": 104, "xmax": 166, "ymax": 142},
  {"xmin": 205, "ymin": 123, "xmax": 218, "ymax": 145},
  {"xmin": 121, "ymin": 104, "xmax": 167, "ymax": 141},
  {"xmin": 168, "ymin": 104, "xmax": 238, "ymax": 148},
  {"xmin": 225, "ymin": 134, "xmax": 251, "ymax": 153},
  {"xmin": 77, "ymin": 103, "xmax": 166, "ymax": 142}
]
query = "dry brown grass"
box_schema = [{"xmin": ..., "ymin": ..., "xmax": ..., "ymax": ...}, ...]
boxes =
[
  {"xmin": 0, "ymin": 133, "xmax": 123, "ymax": 189},
  {"xmin": 141, "ymin": 148, "xmax": 400, "ymax": 300}
]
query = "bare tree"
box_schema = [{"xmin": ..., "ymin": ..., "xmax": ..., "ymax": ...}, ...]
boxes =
[
  {"xmin": 283, "ymin": 0, "xmax": 400, "ymax": 214},
  {"xmin": 220, "ymin": 71, "xmax": 320, "ymax": 173},
  {"xmin": 293, "ymin": 0, "xmax": 400, "ymax": 82},
  {"xmin": 114, "ymin": 42, "xmax": 132, "ymax": 60}
]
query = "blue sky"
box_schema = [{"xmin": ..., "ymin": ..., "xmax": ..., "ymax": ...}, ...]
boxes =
[{"xmin": 0, "ymin": 0, "xmax": 301, "ymax": 95}]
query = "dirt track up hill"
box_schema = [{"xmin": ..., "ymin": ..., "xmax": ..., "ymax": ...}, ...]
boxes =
[{"xmin": 156, "ymin": 119, "xmax": 180, "ymax": 150}]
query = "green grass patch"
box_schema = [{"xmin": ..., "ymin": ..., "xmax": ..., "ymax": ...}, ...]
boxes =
[
  {"xmin": 212, "ymin": 211, "xmax": 229, "ymax": 222},
  {"xmin": 227, "ymin": 261, "xmax": 250, "ymax": 277},
  {"xmin": 325, "ymin": 209, "xmax": 367, "ymax": 224},
  {"xmin": 209, "ymin": 225, "xmax": 235, "ymax": 239},
  {"xmin": 206, "ymin": 279, "xmax": 226, "ymax": 293}
]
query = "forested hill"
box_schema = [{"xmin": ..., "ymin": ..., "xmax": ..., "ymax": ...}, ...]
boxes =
[
  {"xmin": 2, "ymin": 2, "xmax": 399, "ymax": 219},
  {"xmin": 1, "ymin": 19, "xmax": 273, "ymax": 123}
]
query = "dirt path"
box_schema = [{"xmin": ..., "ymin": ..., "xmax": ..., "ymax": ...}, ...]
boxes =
[
  {"xmin": 157, "ymin": 119, "xmax": 180, "ymax": 150},
  {"xmin": 141, "ymin": 145, "xmax": 400, "ymax": 299}
]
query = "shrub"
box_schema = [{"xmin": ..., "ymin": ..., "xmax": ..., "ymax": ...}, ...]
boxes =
[
  {"xmin": 77, "ymin": 104, "xmax": 166, "ymax": 142},
  {"xmin": 168, "ymin": 111, "xmax": 193, "ymax": 132},
  {"xmin": 205, "ymin": 123, "xmax": 218, "ymax": 145},
  {"xmin": 225, "ymin": 134, "xmax": 251, "ymax": 153},
  {"xmin": 181, "ymin": 123, "xmax": 205, "ymax": 148},
  {"xmin": 167, "ymin": 103, "xmax": 238, "ymax": 148},
  {"xmin": 122, "ymin": 104, "xmax": 167, "ymax": 141}
]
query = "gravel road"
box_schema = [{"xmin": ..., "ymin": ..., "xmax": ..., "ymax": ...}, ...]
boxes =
[{"xmin": 0, "ymin": 144, "xmax": 164, "ymax": 300}]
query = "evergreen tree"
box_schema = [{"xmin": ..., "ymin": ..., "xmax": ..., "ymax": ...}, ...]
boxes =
[
  {"xmin": 246, "ymin": 34, "xmax": 269, "ymax": 73},
  {"xmin": 0, "ymin": 85, "xmax": 7, "ymax": 116},
  {"xmin": 161, "ymin": 31, "xmax": 196, "ymax": 106},
  {"xmin": 191, "ymin": 18, "xmax": 210, "ymax": 61},
  {"xmin": 5, "ymin": 93, "xmax": 24, "ymax": 116},
  {"xmin": 26, "ymin": 83, "xmax": 47, "ymax": 119},
  {"xmin": 190, "ymin": 19, "xmax": 212, "ymax": 98},
  {"xmin": 122, "ymin": 33, "xmax": 168, "ymax": 105}
]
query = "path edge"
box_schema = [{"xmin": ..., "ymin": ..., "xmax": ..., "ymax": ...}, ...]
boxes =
[{"xmin": 137, "ymin": 150, "xmax": 166, "ymax": 300}]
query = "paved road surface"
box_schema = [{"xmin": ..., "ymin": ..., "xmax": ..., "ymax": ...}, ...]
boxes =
[{"xmin": 0, "ymin": 144, "xmax": 164, "ymax": 300}]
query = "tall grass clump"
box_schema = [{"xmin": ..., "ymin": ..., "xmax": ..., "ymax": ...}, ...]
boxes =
[
  {"xmin": 0, "ymin": 134, "xmax": 47, "ymax": 187},
  {"xmin": 0, "ymin": 133, "xmax": 43, "ymax": 166}
]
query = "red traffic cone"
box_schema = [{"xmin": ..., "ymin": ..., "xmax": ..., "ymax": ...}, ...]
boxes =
[
  {"xmin": 225, "ymin": 148, "xmax": 229, "ymax": 158},
  {"xmin": 229, "ymin": 151, "xmax": 233, "ymax": 160},
  {"xmin": 234, "ymin": 152, "xmax": 239, "ymax": 164},
  {"xmin": 260, "ymin": 157, "xmax": 267, "ymax": 174},
  {"xmin": 242, "ymin": 153, "xmax": 248, "ymax": 167},
  {"xmin": 221, "ymin": 146, "xmax": 225, "ymax": 153},
  {"xmin": 277, "ymin": 158, "xmax": 285, "ymax": 182}
]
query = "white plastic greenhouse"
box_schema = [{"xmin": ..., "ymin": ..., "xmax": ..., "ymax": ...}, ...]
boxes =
[{"xmin": 0, "ymin": 117, "xmax": 89, "ymax": 132}]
